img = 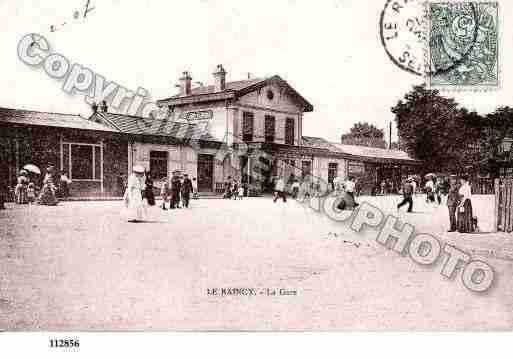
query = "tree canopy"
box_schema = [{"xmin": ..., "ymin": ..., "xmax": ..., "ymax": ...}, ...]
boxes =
[
  {"xmin": 341, "ymin": 122, "xmax": 388, "ymax": 149},
  {"xmin": 391, "ymin": 85, "xmax": 481, "ymax": 174}
]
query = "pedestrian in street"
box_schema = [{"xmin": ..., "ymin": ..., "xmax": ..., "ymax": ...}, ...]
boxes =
[
  {"xmin": 144, "ymin": 172, "xmax": 156, "ymax": 206},
  {"xmin": 344, "ymin": 176, "xmax": 358, "ymax": 207},
  {"xmin": 27, "ymin": 182, "xmax": 37, "ymax": 205},
  {"xmin": 425, "ymin": 176, "xmax": 436, "ymax": 205},
  {"xmin": 397, "ymin": 177, "xmax": 414, "ymax": 213},
  {"xmin": 15, "ymin": 169, "xmax": 29, "ymax": 204},
  {"xmin": 273, "ymin": 175, "xmax": 287, "ymax": 203},
  {"xmin": 237, "ymin": 183, "xmax": 244, "ymax": 199},
  {"xmin": 160, "ymin": 177, "xmax": 170, "ymax": 210},
  {"xmin": 446, "ymin": 175, "xmax": 460, "ymax": 232},
  {"xmin": 59, "ymin": 172, "xmax": 72, "ymax": 198},
  {"xmin": 192, "ymin": 177, "xmax": 198, "ymax": 199},
  {"xmin": 181, "ymin": 173, "xmax": 193, "ymax": 208},
  {"xmin": 291, "ymin": 179, "xmax": 300, "ymax": 199},
  {"xmin": 38, "ymin": 166, "xmax": 59, "ymax": 206},
  {"xmin": 223, "ymin": 176, "xmax": 232, "ymax": 199},
  {"xmin": 122, "ymin": 165, "xmax": 147, "ymax": 222},
  {"xmin": 457, "ymin": 175, "xmax": 474, "ymax": 233},
  {"xmin": 170, "ymin": 172, "xmax": 182, "ymax": 209},
  {"xmin": 434, "ymin": 177, "xmax": 442, "ymax": 205}
]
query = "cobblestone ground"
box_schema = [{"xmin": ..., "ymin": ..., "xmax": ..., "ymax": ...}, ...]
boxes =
[{"xmin": 1, "ymin": 195, "xmax": 512, "ymax": 330}]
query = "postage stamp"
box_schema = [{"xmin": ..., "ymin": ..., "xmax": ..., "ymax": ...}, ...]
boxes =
[
  {"xmin": 428, "ymin": 2, "xmax": 499, "ymax": 89},
  {"xmin": 380, "ymin": 0, "xmax": 500, "ymax": 90}
]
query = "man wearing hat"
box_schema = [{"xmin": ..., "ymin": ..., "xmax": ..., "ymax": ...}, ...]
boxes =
[
  {"xmin": 170, "ymin": 171, "xmax": 182, "ymax": 209},
  {"xmin": 446, "ymin": 175, "xmax": 460, "ymax": 232},
  {"xmin": 397, "ymin": 177, "xmax": 414, "ymax": 213}
]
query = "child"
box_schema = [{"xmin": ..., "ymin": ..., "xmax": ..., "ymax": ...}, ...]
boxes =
[
  {"xmin": 27, "ymin": 182, "xmax": 37, "ymax": 204},
  {"xmin": 238, "ymin": 184, "xmax": 244, "ymax": 200},
  {"xmin": 160, "ymin": 177, "xmax": 169, "ymax": 210}
]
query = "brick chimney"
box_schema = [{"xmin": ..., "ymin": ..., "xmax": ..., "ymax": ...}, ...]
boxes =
[
  {"xmin": 100, "ymin": 100, "xmax": 108, "ymax": 113},
  {"xmin": 179, "ymin": 71, "xmax": 192, "ymax": 96},
  {"xmin": 213, "ymin": 64, "xmax": 226, "ymax": 92}
]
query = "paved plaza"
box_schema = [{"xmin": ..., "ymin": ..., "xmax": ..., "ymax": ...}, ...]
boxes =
[{"xmin": 1, "ymin": 194, "xmax": 512, "ymax": 330}]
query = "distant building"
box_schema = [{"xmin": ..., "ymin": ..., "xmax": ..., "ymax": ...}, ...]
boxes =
[{"xmin": 0, "ymin": 65, "xmax": 420, "ymax": 197}]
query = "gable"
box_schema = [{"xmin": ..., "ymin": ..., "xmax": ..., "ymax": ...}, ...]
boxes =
[{"xmin": 236, "ymin": 83, "xmax": 306, "ymax": 114}]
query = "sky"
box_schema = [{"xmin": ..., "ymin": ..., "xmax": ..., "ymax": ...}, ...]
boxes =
[{"xmin": 1, "ymin": 0, "xmax": 512, "ymax": 144}]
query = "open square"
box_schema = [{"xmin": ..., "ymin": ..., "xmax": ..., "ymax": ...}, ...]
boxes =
[{"xmin": 1, "ymin": 195, "xmax": 512, "ymax": 330}]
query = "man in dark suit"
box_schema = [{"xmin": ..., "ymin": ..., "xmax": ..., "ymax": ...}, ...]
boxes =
[
  {"xmin": 181, "ymin": 174, "xmax": 193, "ymax": 208},
  {"xmin": 397, "ymin": 177, "xmax": 414, "ymax": 213},
  {"xmin": 170, "ymin": 172, "xmax": 182, "ymax": 209},
  {"xmin": 446, "ymin": 175, "xmax": 460, "ymax": 232}
]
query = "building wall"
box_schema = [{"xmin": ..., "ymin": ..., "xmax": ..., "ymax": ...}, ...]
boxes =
[
  {"xmin": 1, "ymin": 126, "xmax": 128, "ymax": 197},
  {"xmin": 170, "ymin": 84, "xmax": 304, "ymax": 146},
  {"xmin": 132, "ymin": 141, "xmax": 229, "ymax": 192},
  {"xmin": 236, "ymin": 84, "xmax": 303, "ymax": 145}
]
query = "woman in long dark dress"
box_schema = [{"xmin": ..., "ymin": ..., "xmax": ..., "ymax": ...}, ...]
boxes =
[
  {"xmin": 144, "ymin": 172, "xmax": 156, "ymax": 206},
  {"xmin": 457, "ymin": 176, "xmax": 473, "ymax": 233}
]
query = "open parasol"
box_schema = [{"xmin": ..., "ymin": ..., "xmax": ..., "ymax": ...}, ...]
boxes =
[
  {"xmin": 132, "ymin": 165, "xmax": 145, "ymax": 174},
  {"xmin": 23, "ymin": 164, "xmax": 41, "ymax": 175}
]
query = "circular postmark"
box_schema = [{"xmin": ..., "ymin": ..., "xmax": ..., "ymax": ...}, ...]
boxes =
[
  {"xmin": 380, "ymin": 0, "xmax": 429, "ymax": 76},
  {"xmin": 380, "ymin": 0, "xmax": 479, "ymax": 78}
]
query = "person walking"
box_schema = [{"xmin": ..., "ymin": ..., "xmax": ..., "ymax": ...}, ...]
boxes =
[
  {"xmin": 344, "ymin": 176, "xmax": 358, "ymax": 207},
  {"xmin": 446, "ymin": 175, "xmax": 460, "ymax": 232},
  {"xmin": 192, "ymin": 177, "xmax": 198, "ymax": 199},
  {"xmin": 181, "ymin": 173, "xmax": 193, "ymax": 208},
  {"xmin": 144, "ymin": 172, "xmax": 156, "ymax": 207},
  {"xmin": 122, "ymin": 166, "xmax": 147, "ymax": 222},
  {"xmin": 425, "ymin": 176, "xmax": 436, "ymax": 205},
  {"xmin": 15, "ymin": 170, "xmax": 29, "ymax": 204},
  {"xmin": 273, "ymin": 175, "xmax": 287, "ymax": 203},
  {"xmin": 38, "ymin": 166, "xmax": 59, "ymax": 206},
  {"xmin": 457, "ymin": 175, "xmax": 474, "ymax": 233},
  {"xmin": 160, "ymin": 177, "xmax": 170, "ymax": 210},
  {"xmin": 397, "ymin": 177, "xmax": 414, "ymax": 213},
  {"xmin": 59, "ymin": 171, "xmax": 71, "ymax": 198},
  {"xmin": 170, "ymin": 172, "xmax": 182, "ymax": 209}
]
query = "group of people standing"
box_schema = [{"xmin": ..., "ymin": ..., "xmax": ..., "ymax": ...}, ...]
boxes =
[
  {"xmin": 160, "ymin": 172, "xmax": 195, "ymax": 210},
  {"xmin": 122, "ymin": 166, "xmax": 197, "ymax": 222},
  {"xmin": 397, "ymin": 174, "xmax": 476, "ymax": 233},
  {"xmin": 8, "ymin": 165, "xmax": 68, "ymax": 208},
  {"xmin": 223, "ymin": 177, "xmax": 245, "ymax": 200}
]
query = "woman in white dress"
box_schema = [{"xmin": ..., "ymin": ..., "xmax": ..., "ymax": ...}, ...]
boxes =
[{"xmin": 122, "ymin": 166, "xmax": 147, "ymax": 222}]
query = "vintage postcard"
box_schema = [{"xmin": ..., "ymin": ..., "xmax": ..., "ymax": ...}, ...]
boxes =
[{"xmin": 1, "ymin": 0, "xmax": 513, "ymax": 338}]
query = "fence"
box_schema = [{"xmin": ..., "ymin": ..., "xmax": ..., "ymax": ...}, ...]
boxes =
[{"xmin": 495, "ymin": 178, "xmax": 513, "ymax": 233}]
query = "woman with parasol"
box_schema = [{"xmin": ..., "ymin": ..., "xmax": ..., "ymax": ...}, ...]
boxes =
[{"xmin": 122, "ymin": 165, "xmax": 147, "ymax": 222}]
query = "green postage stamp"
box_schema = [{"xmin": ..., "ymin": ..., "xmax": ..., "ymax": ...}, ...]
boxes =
[{"xmin": 429, "ymin": 2, "xmax": 499, "ymax": 89}]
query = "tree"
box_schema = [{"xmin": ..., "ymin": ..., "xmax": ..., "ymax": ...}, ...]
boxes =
[
  {"xmin": 391, "ymin": 85, "xmax": 481, "ymax": 174},
  {"xmin": 341, "ymin": 122, "xmax": 387, "ymax": 149},
  {"xmin": 478, "ymin": 107, "xmax": 513, "ymax": 176}
]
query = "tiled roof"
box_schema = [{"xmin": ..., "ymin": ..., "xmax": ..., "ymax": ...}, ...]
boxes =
[
  {"xmin": 158, "ymin": 75, "xmax": 314, "ymax": 112},
  {"xmin": 92, "ymin": 112, "xmax": 219, "ymax": 142},
  {"xmin": 302, "ymin": 136, "xmax": 418, "ymax": 163},
  {"xmin": 0, "ymin": 107, "xmax": 116, "ymax": 132},
  {"xmin": 332, "ymin": 143, "xmax": 418, "ymax": 162},
  {"xmin": 184, "ymin": 78, "xmax": 265, "ymax": 97},
  {"xmin": 301, "ymin": 136, "xmax": 341, "ymax": 152}
]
